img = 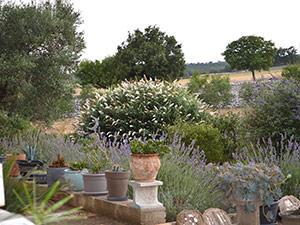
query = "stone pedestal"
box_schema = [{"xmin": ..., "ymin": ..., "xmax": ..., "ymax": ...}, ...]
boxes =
[{"xmin": 129, "ymin": 180, "xmax": 163, "ymax": 209}]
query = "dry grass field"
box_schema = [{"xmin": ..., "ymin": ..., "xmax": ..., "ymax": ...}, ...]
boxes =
[{"xmin": 178, "ymin": 66, "xmax": 283, "ymax": 86}]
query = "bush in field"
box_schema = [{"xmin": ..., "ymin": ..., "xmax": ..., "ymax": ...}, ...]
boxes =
[
  {"xmin": 0, "ymin": 111, "xmax": 31, "ymax": 139},
  {"xmin": 282, "ymin": 64, "xmax": 300, "ymax": 81},
  {"xmin": 188, "ymin": 74, "xmax": 232, "ymax": 108},
  {"xmin": 79, "ymin": 79, "xmax": 210, "ymax": 139},
  {"xmin": 167, "ymin": 122, "xmax": 225, "ymax": 162},
  {"xmin": 244, "ymin": 79, "xmax": 300, "ymax": 142}
]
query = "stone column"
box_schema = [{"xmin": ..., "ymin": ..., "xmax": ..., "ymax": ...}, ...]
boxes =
[{"xmin": 129, "ymin": 180, "xmax": 163, "ymax": 208}]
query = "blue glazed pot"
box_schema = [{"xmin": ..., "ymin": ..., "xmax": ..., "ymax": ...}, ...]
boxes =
[{"xmin": 63, "ymin": 169, "xmax": 85, "ymax": 191}]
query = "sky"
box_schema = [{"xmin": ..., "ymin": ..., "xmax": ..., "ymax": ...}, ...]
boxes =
[{"xmin": 71, "ymin": 0, "xmax": 300, "ymax": 63}]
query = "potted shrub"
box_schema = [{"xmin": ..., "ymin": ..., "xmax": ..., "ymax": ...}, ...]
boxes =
[
  {"xmin": 47, "ymin": 154, "xmax": 68, "ymax": 186},
  {"xmin": 17, "ymin": 144, "xmax": 44, "ymax": 176},
  {"xmin": 218, "ymin": 162, "xmax": 286, "ymax": 225},
  {"xmin": 130, "ymin": 140, "xmax": 170, "ymax": 181},
  {"xmin": 63, "ymin": 161, "xmax": 88, "ymax": 192},
  {"xmin": 105, "ymin": 165, "xmax": 130, "ymax": 201},
  {"xmin": 6, "ymin": 151, "xmax": 26, "ymax": 177}
]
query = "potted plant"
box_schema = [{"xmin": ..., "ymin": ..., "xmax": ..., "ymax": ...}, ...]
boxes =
[
  {"xmin": 63, "ymin": 161, "xmax": 88, "ymax": 192},
  {"xmin": 105, "ymin": 165, "xmax": 130, "ymax": 201},
  {"xmin": 47, "ymin": 154, "xmax": 68, "ymax": 186},
  {"xmin": 6, "ymin": 151, "xmax": 26, "ymax": 177},
  {"xmin": 130, "ymin": 139, "xmax": 170, "ymax": 181},
  {"xmin": 218, "ymin": 162, "xmax": 286, "ymax": 225},
  {"xmin": 17, "ymin": 144, "xmax": 44, "ymax": 176},
  {"xmin": 82, "ymin": 149, "xmax": 110, "ymax": 195}
]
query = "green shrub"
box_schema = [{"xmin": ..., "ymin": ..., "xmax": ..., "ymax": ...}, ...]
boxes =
[
  {"xmin": 282, "ymin": 64, "xmax": 300, "ymax": 80},
  {"xmin": 76, "ymin": 57, "xmax": 122, "ymax": 88},
  {"xmin": 244, "ymin": 80, "xmax": 300, "ymax": 142},
  {"xmin": 130, "ymin": 139, "xmax": 170, "ymax": 155},
  {"xmin": 79, "ymin": 79, "xmax": 210, "ymax": 139},
  {"xmin": 209, "ymin": 113, "xmax": 242, "ymax": 160},
  {"xmin": 239, "ymin": 82, "xmax": 255, "ymax": 104},
  {"xmin": 188, "ymin": 74, "xmax": 232, "ymax": 107},
  {"xmin": 167, "ymin": 122, "xmax": 225, "ymax": 162},
  {"xmin": 0, "ymin": 111, "xmax": 31, "ymax": 139}
]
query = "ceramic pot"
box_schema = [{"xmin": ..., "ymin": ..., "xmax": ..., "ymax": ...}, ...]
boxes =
[
  {"xmin": 105, "ymin": 170, "xmax": 130, "ymax": 201},
  {"xmin": 6, "ymin": 153, "xmax": 26, "ymax": 177},
  {"xmin": 83, "ymin": 173, "xmax": 107, "ymax": 195},
  {"xmin": 63, "ymin": 169, "xmax": 85, "ymax": 191},
  {"xmin": 31, "ymin": 173, "xmax": 47, "ymax": 184},
  {"xmin": 260, "ymin": 201, "xmax": 279, "ymax": 225},
  {"xmin": 17, "ymin": 160, "xmax": 44, "ymax": 177},
  {"xmin": 235, "ymin": 199, "xmax": 262, "ymax": 225},
  {"xmin": 130, "ymin": 153, "xmax": 160, "ymax": 181},
  {"xmin": 47, "ymin": 167, "xmax": 68, "ymax": 186}
]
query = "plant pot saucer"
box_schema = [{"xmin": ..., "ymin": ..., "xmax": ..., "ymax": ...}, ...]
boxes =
[{"xmin": 82, "ymin": 191, "xmax": 108, "ymax": 196}]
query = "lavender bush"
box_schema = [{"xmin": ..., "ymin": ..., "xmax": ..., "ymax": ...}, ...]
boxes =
[{"xmin": 242, "ymin": 79, "xmax": 300, "ymax": 142}]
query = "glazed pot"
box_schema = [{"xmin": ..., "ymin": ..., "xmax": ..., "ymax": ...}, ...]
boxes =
[
  {"xmin": 130, "ymin": 153, "xmax": 160, "ymax": 181},
  {"xmin": 83, "ymin": 173, "xmax": 107, "ymax": 195},
  {"xmin": 63, "ymin": 169, "xmax": 86, "ymax": 192},
  {"xmin": 6, "ymin": 153, "xmax": 26, "ymax": 177},
  {"xmin": 47, "ymin": 167, "xmax": 68, "ymax": 186},
  {"xmin": 105, "ymin": 170, "xmax": 130, "ymax": 201},
  {"xmin": 17, "ymin": 160, "xmax": 44, "ymax": 177},
  {"xmin": 31, "ymin": 173, "xmax": 47, "ymax": 184},
  {"xmin": 260, "ymin": 201, "xmax": 279, "ymax": 225}
]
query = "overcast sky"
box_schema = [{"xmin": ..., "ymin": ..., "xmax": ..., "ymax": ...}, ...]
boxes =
[{"xmin": 71, "ymin": 0, "xmax": 300, "ymax": 63}]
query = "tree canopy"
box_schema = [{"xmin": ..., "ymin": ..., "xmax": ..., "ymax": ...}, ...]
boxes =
[
  {"xmin": 222, "ymin": 36, "xmax": 276, "ymax": 80},
  {"xmin": 0, "ymin": 0, "xmax": 84, "ymax": 122},
  {"xmin": 115, "ymin": 25, "xmax": 185, "ymax": 80}
]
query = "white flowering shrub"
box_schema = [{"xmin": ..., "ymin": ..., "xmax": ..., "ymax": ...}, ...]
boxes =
[{"xmin": 79, "ymin": 79, "xmax": 209, "ymax": 139}]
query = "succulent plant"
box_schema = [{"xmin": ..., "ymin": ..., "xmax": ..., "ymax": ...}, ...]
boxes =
[
  {"xmin": 24, "ymin": 144, "xmax": 37, "ymax": 161},
  {"xmin": 49, "ymin": 154, "xmax": 68, "ymax": 168},
  {"xmin": 217, "ymin": 162, "xmax": 286, "ymax": 212}
]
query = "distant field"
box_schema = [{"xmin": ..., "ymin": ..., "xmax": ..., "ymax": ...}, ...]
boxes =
[{"xmin": 178, "ymin": 66, "xmax": 283, "ymax": 86}]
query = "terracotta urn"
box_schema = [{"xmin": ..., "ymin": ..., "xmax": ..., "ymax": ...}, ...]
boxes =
[
  {"xmin": 6, "ymin": 153, "xmax": 26, "ymax": 177},
  {"xmin": 130, "ymin": 153, "xmax": 160, "ymax": 181}
]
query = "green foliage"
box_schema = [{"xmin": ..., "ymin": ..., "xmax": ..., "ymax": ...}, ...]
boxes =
[
  {"xmin": 114, "ymin": 25, "xmax": 185, "ymax": 80},
  {"xmin": 79, "ymin": 79, "xmax": 209, "ymax": 139},
  {"xmin": 130, "ymin": 139, "xmax": 170, "ymax": 155},
  {"xmin": 209, "ymin": 113, "xmax": 242, "ymax": 160},
  {"xmin": 0, "ymin": 1, "xmax": 84, "ymax": 122},
  {"xmin": 218, "ymin": 162, "xmax": 285, "ymax": 210},
  {"xmin": 244, "ymin": 80, "xmax": 300, "ymax": 141},
  {"xmin": 70, "ymin": 161, "xmax": 88, "ymax": 171},
  {"xmin": 188, "ymin": 74, "xmax": 232, "ymax": 107},
  {"xmin": 239, "ymin": 82, "xmax": 255, "ymax": 105},
  {"xmin": 167, "ymin": 122, "xmax": 226, "ymax": 162},
  {"xmin": 14, "ymin": 181, "xmax": 81, "ymax": 225},
  {"xmin": 158, "ymin": 152, "xmax": 222, "ymax": 221},
  {"xmin": 281, "ymin": 162, "xmax": 300, "ymax": 198},
  {"xmin": 223, "ymin": 36, "xmax": 276, "ymax": 80},
  {"xmin": 185, "ymin": 61, "xmax": 231, "ymax": 75},
  {"xmin": 274, "ymin": 46, "xmax": 298, "ymax": 66},
  {"xmin": 76, "ymin": 57, "xmax": 121, "ymax": 88},
  {"xmin": 282, "ymin": 64, "xmax": 300, "ymax": 80},
  {"xmin": 0, "ymin": 111, "xmax": 31, "ymax": 139}
]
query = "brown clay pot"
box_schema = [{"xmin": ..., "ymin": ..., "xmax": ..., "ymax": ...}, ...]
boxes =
[
  {"xmin": 130, "ymin": 153, "xmax": 160, "ymax": 181},
  {"xmin": 281, "ymin": 214, "xmax": 300, "ymax": 225},
  {"xmin": 6, "ymin": 153, "xmax": 26, "ymax": 177},
  {"xmin": 105, "ymin": 170, "xmax": 130, "ymax": 201}
]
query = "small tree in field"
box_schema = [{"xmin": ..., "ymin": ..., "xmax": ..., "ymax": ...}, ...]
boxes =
[{"xmin": 222, "ymin": 36, "xmax": 276, "ymax": 80}]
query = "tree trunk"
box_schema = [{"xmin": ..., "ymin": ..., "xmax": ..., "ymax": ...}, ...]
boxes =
[{"xmin": 251, "ymin": 70, "xmax": 256, "ymax": 81}]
